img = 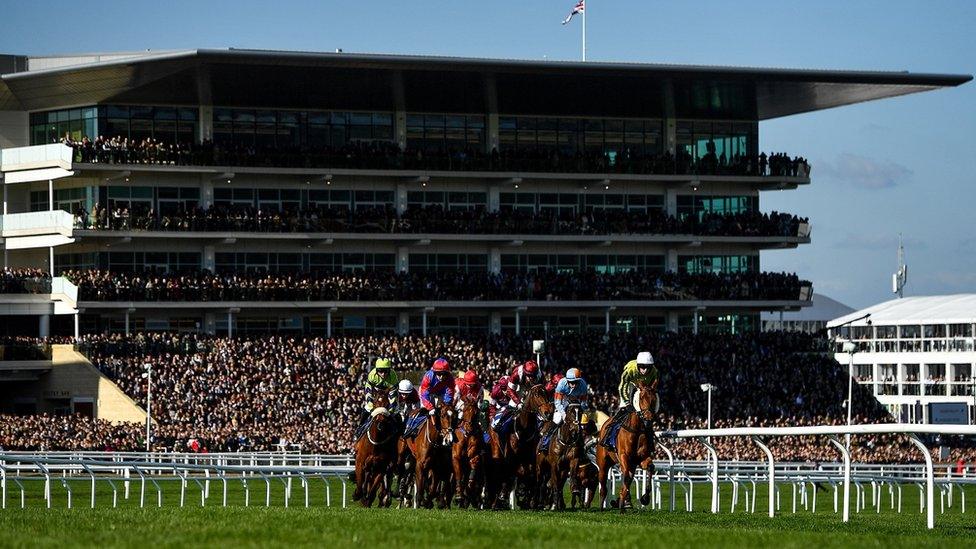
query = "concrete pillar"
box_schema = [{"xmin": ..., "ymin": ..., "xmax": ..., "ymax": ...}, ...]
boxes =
[
  {"xmin": 49, "ymin": 246, "xmax": 54, "ymax": 274},
  {"xmin": 48, "ymin": 179, "xmax": 54, "ymax": 211},
  {"xmin": 666, "ymin": 248, "xmax": 678, "ymax": 273},
  {"xmin": 489, "ymin": 247, "xmax": 501, "ymax": 274},
  {"xmin": 203, "ymin": 245, "xmax": 215, "ymax": 272},
  {"xmin": 490, "ymin": 311, "xmax": 501, "ymax": 335},
  {"xmin": 124, "ymin": 310, "xmax": 130, "ymax": 335},
  {"xmin": 200, "ymin": 177, "xmax": 214, "ymax": 209},
  {"xmin": 664, "ymin": 187, "xmax": 678, "ymax": 217},
  {"xmin": 397, "ymin": 246, "xmax": 409, "ymax": 272},
  {"xmin": 38, "ymin": 315, "xmax": 50, "ymax": 338},
  {"xmin": 73, "ymin": 313, "xmax": 79, "ymax": 340},
  {"xmin": 204, "ymin": 312, "xmax": 216, "ymax": 335},
  {"xmin": 199, "ymin": 106, "xmax": 214, "ymax": 142},
  {"xmin": 487, "ymin": 113, "xmax": 500, "ymax": 153},
  {"xmin": 227, "ymin": 311, "xmax": 233, "ymax": 338},
  {"xmin": 395, "ymin": 182, "xmax": 408, "ymax": 215},
  {"xmin": 665, "ymin": 311, "xmax": 679, "ymax": 333},
  {"xmin": 665, "ymin": 118, "xmax": 677, "ymax": 156},
  {"xmin": 397, "ymin": 312, "xmax": 409, "ymax": 335},
  {"xmin": 422, "ymin": 309, "xmax": 428, "ymax": 337},
  {"xmin": 605, "ymin": 309, "xmax": 611, "ymax": 335},
  {"xmin": 693, "ymin": 311, "xmax": 699, "ymax": 335},
  {"xmin": 395, "ymin": 110, "xmax": 407, "ymax": 151},
  {"xmin": 2, "ymin": 182, "xmax": 5, "ymax": 269},
  {"xmin": 488, "ymin": 184, "xmax": 500, "ymax": 212},
  {"xmin": 326, "ymin": 309, "xmax": 333, "ymax": 338},
  {"xmin": 515, "ymin": 309, "xmax": 521, "ymax": 336}
]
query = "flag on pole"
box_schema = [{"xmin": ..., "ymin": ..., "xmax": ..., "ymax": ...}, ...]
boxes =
[{"xmin": 561, "ymin": 0, "xmax": 585, "ymax": 25}]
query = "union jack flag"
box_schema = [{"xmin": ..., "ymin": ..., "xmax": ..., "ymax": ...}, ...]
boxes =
[{"xmin": 561, "ymin": 0, "xmax": 585, "ymax": 25}]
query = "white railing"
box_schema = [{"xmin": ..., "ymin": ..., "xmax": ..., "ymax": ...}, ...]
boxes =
[
  {"xmin": 2, "ymin": 423, "xmax": 975, "ymax": 530},
  {"xmin": 50, "ymin": 277, "xmax": 78, "ymax": 304},
  {"xmin": 0, "ymin": 144, "xmax": 73, "ymax": 172},
  {"xmin": 0, "ymin": 210, "xmax": 74, "ymax": 237}
]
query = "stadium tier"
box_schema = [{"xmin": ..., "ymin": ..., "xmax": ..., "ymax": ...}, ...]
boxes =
[{"xmin": 3, "ymin": 49, "xmax": 967, "ymax": 338}]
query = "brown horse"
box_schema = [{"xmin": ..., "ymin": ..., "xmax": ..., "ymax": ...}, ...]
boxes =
[
  {"xmin": 596, "ymin": 379, "xmax": 659, "ymax": 512},
  {"xmin": 485, "ymin": 384, "xmax": 552, "ymax": 509},
  {"xmin": 536, "ymin": 403, "xmax": 585, "ymax": 510},
  {"xmin": 404, "ymin": 401, "xmax": 455, "ymax": 508},
  {"xmin": 451, "ymin": 395, "xmax": 485, "ymax": 509},
  {"xmin": 352, "ymin": 392, "xmax": 399, "ymax": 507},
  {"xmin": 571, "ymin": 460, "xmax": 598, "ymax": 509}
]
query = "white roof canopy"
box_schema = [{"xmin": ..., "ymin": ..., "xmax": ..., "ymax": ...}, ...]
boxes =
[{"xmin": 828, "ymin": 294, "xmax": 976, "ymax": 328}]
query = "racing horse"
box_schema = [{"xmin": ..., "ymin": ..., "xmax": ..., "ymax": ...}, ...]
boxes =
[
  {"xmin": 484, "ymin": 384, "xmax": 552, "ymax": 509},
  {"xmin": 404, "ymin": 401, "xmax": 455, "ymax": 508},
  {"xmin": 595, "ymin": 379, "xmax": 659, "ymax": 512},
  {"xmin": 570, "ymin": 459, "xmax": 598, "ymax": 509},
  {"xmin": 451, "ymin": 394, "xmax": 485, "ymax": 509},
  {"xmin": 535, "ymin": 403, "xmax": 585, "ymax": 510},
  {"xmin": 352, "ymin": 391, "xmax": 399, "ymax": 507}
]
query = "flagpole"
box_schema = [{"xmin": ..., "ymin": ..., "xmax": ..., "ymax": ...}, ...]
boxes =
[{"xmin": 582, "ymin": 3, "xmax": 586, "ymax": 62}]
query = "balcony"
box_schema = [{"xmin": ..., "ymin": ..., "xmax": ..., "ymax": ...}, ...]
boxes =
[
  {"xmin": 0, "ymin": 276, "xmax": 78, "ymax": 315},
  {"xmin": 0, "ymin": 143, "xmax": 74, "ymax": 183},
  {"xmin": 0, "ymin": 210, "xmax": 75, "ymax": 249}
]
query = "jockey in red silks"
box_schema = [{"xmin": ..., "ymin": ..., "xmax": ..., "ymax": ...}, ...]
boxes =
[
  {"xmin": 544, "ymin": 372, "xmax": 564, "ymax": 399},
  {"xmin": 454, "ymin": 369, "xmax": 483, "ymax": 408},
  {"xmin": 507, "ymin": 360, "xmax": 541, "ymax": 402},
  {"xmin": 419, "ymin": 357, "xmax": 455, "ymax": 414}
]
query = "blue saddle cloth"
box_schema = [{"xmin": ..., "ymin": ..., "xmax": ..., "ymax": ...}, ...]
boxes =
[
  {"xmin": 402, "ymin": 412, "xmax": 427, "ymax": 439},
  {"xmin": 538, "ymin": 426, "xmax": 557, "ymax": 454},
  {"xmin": 482, "ymin": 432, "xmax": 491, "ymax": 444},
  {"xmin": 601, "ymin": 421, "xmax": 623, "ymax": 452},
  {"xmin": 354, "ymin": 417, "xmax": 372, "ymax": 440},
  {"xmin": 492, "ymin": 409, "xmax": 515, "ymax": 436}
]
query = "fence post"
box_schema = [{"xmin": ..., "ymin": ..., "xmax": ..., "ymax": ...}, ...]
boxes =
[
  {"xmin": 698, "ymin": 437, "xmax": 719, "ymax": 514},
  {"xmin": 827, "ymin": 436, "xmax": 851, "ymax": 523},
  {"xmin": 656, "ymin": 442, "xmax": 676, "ymax": 512},
  {"xmin": 751, "ymin": 436, "xmax": 775, "ymax": 518},
  {"xmin": 907, "ymin": 434, "xmax": 935, "ymax": 530}
]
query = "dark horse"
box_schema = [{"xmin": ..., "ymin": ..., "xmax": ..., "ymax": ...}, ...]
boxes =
[
  {"xmin": 404, "ymin": 401, "xmax": 455, "ymax": 508},
  {"xmin": 536, "ymin": 403, "xmax": 586, "ymax": 510},
  {"xmin": 451, "ymin": 394, "xmax": 485, "ymax": 509},
  {"xmin": 352, "ymin": 391, "xmax": 399, "ymax": 507},
  {"xmin": 596, "ymin": 379, "xmax": 659, "ymax": 512},
  {"xmin": 484, "ymin": 384, "xmax": 553, "ymax": 509}
]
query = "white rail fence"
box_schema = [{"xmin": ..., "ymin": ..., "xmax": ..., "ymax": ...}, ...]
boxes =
[{"xmin": 1, "ymin": 424, "xmax": 975, "ymax": 530}]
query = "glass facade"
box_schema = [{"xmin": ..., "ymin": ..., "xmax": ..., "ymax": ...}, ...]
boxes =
[
  {"xmin": 407, "ymin": 191, "xmax": 487, "ymax": 210},
  {"xmin": 679, "ymin": 254, "xmax": 758, "ymax": 274},
  {"xmin": 406, "ymin": 114, "xmax": 485, "ymax": 152},
  {"xmin": 675, "ymin": 120, "xmax": 757, "ymax": 163},
  {"xmin": 501, "ymin": 254, "xmax": 664, "ymax": 274},
  {"xmin": 30, "ymin": 105, "xmax": 199, "ymax": 145},
  {"xmin": 30, "ymin": 107, "xmax": 97, "ymax": 144},
  {"xmin": 676, "ymin": 195, "xmax": 757, "ymax": 221},
  {"xmin": 215, "ymin": 252, "xmax": 395, "ymax": 273},
  {"xmin": 213, "ymin": 109, "xmax": 393, "ymax": 149},
  {"xmin": 498, "ymin": 116, "xmax": 664, "ymax": 159},
  {"xmin": 499, "ymin": 193, "xmax": 664, "ymax": 215},
  {"xmin": 409, "ymin": 254, "xmax": 488, "ymax": 272}
]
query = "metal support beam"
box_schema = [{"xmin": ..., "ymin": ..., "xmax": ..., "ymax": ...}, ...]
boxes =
[
  {"xmin": 698, "ymin": 437, "xmax": 719, "ymax": 513},
  {"xmin": 656, "ymin": 441, "xmax": 676, "ymax": 511}
]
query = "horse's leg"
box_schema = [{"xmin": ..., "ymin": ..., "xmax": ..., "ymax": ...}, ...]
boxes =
[
  {"xmin": 639, "ymin": 455, "xmax": 655, "ymax": 507},
  {"xmin": 452, "ymin": 442, "xmax": 466, "ymax": 507},
  {"xmin": 364, "ymin": 463, "xmax": 384, "ymax": 508},
  {"xmin": 596, "ymin": 447, "xmax": 611, "ymax": 510},
  {"xmin": 352, "ymin": 446, "xmax": 367, "ymax": 502},
  {"xmin": 414, "ymin": 453, "xmax": 428, "ymax": 509},
  {"xmin": 618, "ymin": 460, "xmax": 633, "ymax": 514},
  {"xmin": 554, "ymin": 459, "xmax": 567, "ymax": 511}
]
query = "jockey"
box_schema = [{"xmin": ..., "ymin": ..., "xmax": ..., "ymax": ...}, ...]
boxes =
[
  {"xmin": 602, "ymin": 352, "xmax": 658, "ymax": 447},
  {"xmin": 552, "ymin": 368, "xmax": 589, "ymax": 425},
  {"xmin": 395, "ymin": 379, "xmax": 421, "ymax": 416},
  {"xmin": 454, "ymin": 370, "xmax": 483, "ymax": 408},
  {"xmin": 544, "ymin": 372, "xmax": 564, "ymax": 399},
  {"xmin": 355, "ymin": 357, "xmax": 398, "ymax": 439},
  {"xmin": 419, "ymin": 357, "xmax": 455, "ymax": 414},
  {"xmin": 507, "ymin": 360, "xmax": 541, "ymax": 402}
]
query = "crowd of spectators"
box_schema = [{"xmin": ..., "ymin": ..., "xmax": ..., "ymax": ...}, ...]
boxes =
[
  {"xmin": 73, "ymin": 203, "xmax": 807, "ymax": 239},
  {"xmin": 0, "ymin": 268, "xmax": 51, "ymax": 294},
  {"xmin": 64, "ymin": 269, "xmax": 810, "ymax": 303},
  {"xmin": 62, "ymin": 136, "xmax": 811, "ymax": 178},
  {"xmin": 2, "ymin": 331, "xmax": 972, "ymax": 463}
]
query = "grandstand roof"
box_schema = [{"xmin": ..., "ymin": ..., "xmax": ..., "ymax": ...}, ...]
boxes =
[
  {"xmin": 828, "ymin": 294, "xmax": 976, "ymax": 327},
  {"xmin": 0, "ymin": 48, "xmax": 970, "ymax": 118},
  {"xmin": 762, "ymin": 293, "xmax": 854, "ymax": 322}
]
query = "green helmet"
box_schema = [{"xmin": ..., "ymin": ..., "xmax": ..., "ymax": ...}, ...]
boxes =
[{"xmin": 375, "ymin": 358, "xmax": 392, "ymax": 370}]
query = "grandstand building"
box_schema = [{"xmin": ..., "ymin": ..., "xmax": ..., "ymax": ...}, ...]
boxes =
[
  {"xmin": 0, "ymin": 50, "xmax": 970, "ymax": 338},
  {"xmin": 828, "ymin": 295, "xmax": 976, "ymax": 424}
]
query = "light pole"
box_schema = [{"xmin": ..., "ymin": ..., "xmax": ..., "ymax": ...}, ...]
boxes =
[
  {"xmin": 842, "ymin": 340, "xmax": 857, "ymax": 450},
  {"xmin": 141, "ymin": 363, "xmax": 152, "ymax": 453},
  {"xmin": 700, "ymin": 383, "xmax": 715, "ymax": 430}
]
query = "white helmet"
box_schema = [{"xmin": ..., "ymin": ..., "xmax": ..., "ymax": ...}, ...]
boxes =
[
  {"xmin": 636, "ymin": 352, "xmax": 654, "ymax": 366},
  {"xmin": 398, "ymin": 379, "xmax": 414, "ymax": 394}
]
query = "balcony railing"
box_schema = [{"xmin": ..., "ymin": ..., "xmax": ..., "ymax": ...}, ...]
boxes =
[
  {"xmin": 0, "ymin": 210, "xmax": 74, "ymax": 237},
  {"xmin": 1, "ymin": 143, "xmax": 73, "ymax": 172}
]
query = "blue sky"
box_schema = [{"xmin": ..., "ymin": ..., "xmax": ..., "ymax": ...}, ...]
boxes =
[{"xmin": 1, "ymin": 0, "xmax": 973, "ymax": 308}]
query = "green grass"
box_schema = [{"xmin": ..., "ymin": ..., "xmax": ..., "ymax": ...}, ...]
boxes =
[{"xmin": 1, "ymin": 478, "xmax": 975, "ymax": 548}]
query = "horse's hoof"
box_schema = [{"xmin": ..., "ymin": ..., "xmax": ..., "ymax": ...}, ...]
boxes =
[{"xmin": 639, "ymin": 493, "xmax": 651, "ymax": 506}]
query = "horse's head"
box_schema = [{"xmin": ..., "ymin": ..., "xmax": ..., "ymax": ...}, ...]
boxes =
[
  {"xmin": 432, "ymin": 401, "xmax": 455, "ymax": 445},
  {"xmin": 372, "ymin": 389, "xmax": 392, "ymax": 411},
  {"xmin": 525, "ymin": 384, "xmax": 554, "ymax": 417},
  {"xmin": 633, "ymin": 379, "xmax": 659, "ymax": 429},
  {"xmin": 460, "ymin": 394, "xmax": 480, "ymax": 425}
]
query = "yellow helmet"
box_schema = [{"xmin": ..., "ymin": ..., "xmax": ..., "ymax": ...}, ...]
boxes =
[{"xmin": 375, "ymin": 358, "xmax": 392, "ymax": 370}]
